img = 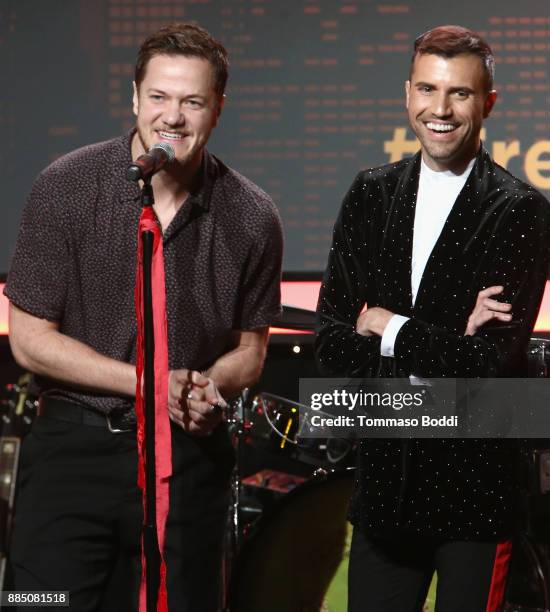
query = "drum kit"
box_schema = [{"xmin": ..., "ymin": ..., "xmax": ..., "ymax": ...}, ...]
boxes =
[
  {"xmin": 0, "ymin": 333, "xmax": 550, "ymax": 611},
  {"xmin": 221, "ymin": 390, "xmax": 355, "ymax": 612}
]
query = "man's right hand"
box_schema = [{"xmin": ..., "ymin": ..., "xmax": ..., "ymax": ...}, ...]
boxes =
[
  {"xmin": 465, "ymin": 286, "xmax": 512, "ymax": 336},
  {"xmin": 168, "ymin": 369, "xmax": 226, "ymax": 435}
]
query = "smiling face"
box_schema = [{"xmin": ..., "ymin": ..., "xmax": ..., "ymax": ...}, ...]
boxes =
[
  {"xmin": 132, "ymin": 53, "xmax": 223, "ymax": 175},
  {"xmin": 406, "ymin": 53, "xmax": 497, "ymax": 172}
]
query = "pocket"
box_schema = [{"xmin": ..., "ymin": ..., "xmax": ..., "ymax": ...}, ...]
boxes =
[
  {"xmin": 18, "ymin": 417, "xmax": 78, "ymax": 476},
  {"xmin": 30, "ymin": 415, "xmax": 78, "ymax": 440}
]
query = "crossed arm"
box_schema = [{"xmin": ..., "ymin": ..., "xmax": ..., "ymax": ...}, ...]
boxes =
[
  {"xmin": 316, "ymin": 173, "xmax": 550, "ymax": 378},
  {"xmin": 9, "ymin": 303, "xmax": 268, "ymax": 435},
  {"xmin": 356, "ymin": 285, "xmax": 512, "ymax": 339}
]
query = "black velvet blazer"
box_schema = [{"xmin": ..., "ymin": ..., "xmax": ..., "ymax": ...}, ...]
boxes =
[{"xmin": 315, "ymin": 148, "xmax": 550, "ymax": 539}]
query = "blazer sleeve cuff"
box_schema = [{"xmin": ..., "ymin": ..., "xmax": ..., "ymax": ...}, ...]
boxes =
[{"xmin": 380, "ymin": 314, "xmax": 410, "ymax": 357}]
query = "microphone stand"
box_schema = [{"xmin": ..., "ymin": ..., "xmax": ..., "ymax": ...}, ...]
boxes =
[{"xmin": 140, "ymin": 177, "xmax": 161, "ymax": 611}]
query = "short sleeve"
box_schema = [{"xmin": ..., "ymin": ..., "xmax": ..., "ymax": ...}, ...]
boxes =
[
  {"xmin": 237, "ymin": 205, "xmax": 283, "ymax": 330},
  {"xmin": 4, "ymin": 169, "xmax": 70, "ymax": 322}
]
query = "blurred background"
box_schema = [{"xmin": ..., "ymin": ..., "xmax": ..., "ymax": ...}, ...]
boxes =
[{"xmin": 2, "ymin": 0, "xmax": 550, "ymax": 274}]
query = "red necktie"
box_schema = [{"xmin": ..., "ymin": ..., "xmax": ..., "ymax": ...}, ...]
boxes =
[{"xmin": 135, "ymin": 206, "xmax": 172, "ymax": 612}]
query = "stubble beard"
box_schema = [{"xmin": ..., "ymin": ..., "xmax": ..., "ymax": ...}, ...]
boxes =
[
  {"xmin": 413, "ymin": 121, "xmax": 467, "ymax": 166},
  {"xmin": 421, "ymin": 140, "xmax": 460, "ymax": 164}
]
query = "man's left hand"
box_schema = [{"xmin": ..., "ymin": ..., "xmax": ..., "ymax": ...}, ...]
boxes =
[
  {"xmin": 464, "ymin": 285, "xmax": 512, "ymax": 336},
  {"xmin": 356, "ymin": 306, "xmax": 394, "ymax": 337},
  {"xmin": 168, "ymin": 369, "xmax": 227, "ymax": 435}
]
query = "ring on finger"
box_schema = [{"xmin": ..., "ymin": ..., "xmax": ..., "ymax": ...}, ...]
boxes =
[
  {"xmin": 187, "ymin": 391, "xmax": 193, "ymax": 400},
  {"xmin": 211, "ymin": 403, "xmax": 222, "ymax": 415}
]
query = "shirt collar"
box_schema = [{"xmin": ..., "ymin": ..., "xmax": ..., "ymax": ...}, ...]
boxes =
[
  {"xmin": 419, "ymin": 155, "xmax": 476, "ymax": 182},
  {"xmin": 186, "ymin": 149, "xmax": 216, "ymax": 212}
]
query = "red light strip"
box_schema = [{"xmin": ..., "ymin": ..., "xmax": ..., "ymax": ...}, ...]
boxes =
[
  {"xmin": 1, "ymin": 280, "xmax": 550, "ymax": 335},
  {"xmin": 535, "ymin": 281, "xmax": 550, "ymax": 332},
  {"xmin": 269, "ymin": 280, "xmax": 320, "ymax": 334},
  {"xmin": 0, "ymin": 285, "xmax": 7, "ymax": 335}
]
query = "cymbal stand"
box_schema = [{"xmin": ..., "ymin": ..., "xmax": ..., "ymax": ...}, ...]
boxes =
[{"xmin": 220, "ymin": 389, "xmax": 248, "ymax": 612}]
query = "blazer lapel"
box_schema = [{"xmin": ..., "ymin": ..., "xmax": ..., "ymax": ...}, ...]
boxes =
[
  {"xmin": 413, "ymin": 147, "xmax": 494, "ymax": 322},
  {"xmin": 378, "ymin": 153, "xmax": 421, "ymax": 317}
]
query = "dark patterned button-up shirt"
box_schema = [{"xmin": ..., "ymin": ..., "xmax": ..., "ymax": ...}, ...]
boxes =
[{"xmin": 5, "ymin": 131, "xmax": 283, "ymax": 413}]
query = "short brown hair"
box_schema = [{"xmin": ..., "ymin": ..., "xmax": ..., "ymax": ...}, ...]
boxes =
[
  {"xmin": 135, "ymin": 22, "xmax": 229, "ymax": 98},
  {"xmin": 411, "ymin": 25, "xmax": 494, "ymax": 91}
]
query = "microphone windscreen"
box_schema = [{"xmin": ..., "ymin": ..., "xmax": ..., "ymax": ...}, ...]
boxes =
[{"xmin": 150, "ymin": 142, "xmax": 175, "ymax": 162}]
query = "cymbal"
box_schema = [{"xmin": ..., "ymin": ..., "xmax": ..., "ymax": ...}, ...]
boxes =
[{"xmin": 272, "ymin": 305, "xmax": 316, "ymax": 332}]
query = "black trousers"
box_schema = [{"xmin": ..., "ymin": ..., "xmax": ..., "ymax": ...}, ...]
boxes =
[
  {"xmin": 10, "ymin": 413, "xmax": 234, "ymax": 611},
  {"xmin": 348, "ymin": 528, "xmax": 512, "ymax": 612}
]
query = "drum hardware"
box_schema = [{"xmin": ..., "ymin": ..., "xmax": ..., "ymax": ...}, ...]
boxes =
[
  {"xmin": 221, "ymin": 389, "xmax": 249, "ymax": 612},
  {"xmin": 527, "ymin": 338, "xmax": 549, "ymax": 379},
  {"xmin": 312, "ymin": 467, "xmax": 327, "ymax": 477},
  {"xmin": 273, "ymin": 305, "xmax": 316, "ymax": 333},
  {"xmin": 220, "ymin": 385, "xmax": 356, "ymax": 611},
  {"xmin": 226, "ymin": 390, "xmax": 247, "ymax": 549},
  {"xmin": 248, "ymin": 392, "xmax": 354, "ymax": 470},
  {"xmin": 252, "ymin": 392, "xmax": 306, "ymax": 449},
  {"xmin": 326, "ymin": 438, "xmax": 354, "ymax": 466},
  {"xmin": 222, "ymin": 389, "xmax": 313, "ymax": 604}
]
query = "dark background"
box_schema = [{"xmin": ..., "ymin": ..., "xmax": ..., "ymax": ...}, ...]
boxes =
[{"xmin": 3, "ymin": 0, "xmax": 550, "ymax": 273}]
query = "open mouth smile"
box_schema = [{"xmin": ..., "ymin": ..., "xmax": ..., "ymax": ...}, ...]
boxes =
[
  {"xmin": 157, "ymin": 130, "xmax": 185, "ymax": 140},
  {"xmin": 425, "ymin": 122, "xmax": 459, "ymax": 134}
]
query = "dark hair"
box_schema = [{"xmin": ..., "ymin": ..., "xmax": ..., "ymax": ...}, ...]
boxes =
[
  {"xmin": 411, "ymin": 25, "xmax": 494, "ymax": 91},
  {"xmin": 135, "ymin": 22, "xmax": 229, "ymax": 98}
]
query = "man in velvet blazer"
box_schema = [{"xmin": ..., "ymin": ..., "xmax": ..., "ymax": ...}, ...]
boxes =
[{"xmin": 316, "ymin": 26, "xmax": 550, "ymax": 612}]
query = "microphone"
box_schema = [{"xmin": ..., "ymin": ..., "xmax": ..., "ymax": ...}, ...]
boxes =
[{"xmin": 126, "ymin": 143, "xmax": 175, "ymax": 182}]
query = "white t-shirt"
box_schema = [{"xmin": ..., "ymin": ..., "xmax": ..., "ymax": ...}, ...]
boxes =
[{"xmin": 380, "ymin": 156, "xmax": 475, "ymax": 357}]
